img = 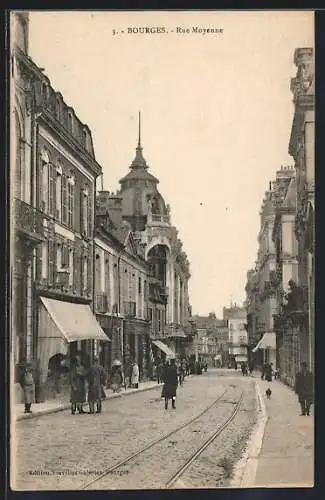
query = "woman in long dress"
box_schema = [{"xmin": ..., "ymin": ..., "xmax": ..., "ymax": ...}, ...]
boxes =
[
  {"xmin": 111, "ymin": 365, "xmax": 123, "ymax": 393},
  {"xmin": 70, "ymin": 356, "xmax": 86, "ymax": 414}
]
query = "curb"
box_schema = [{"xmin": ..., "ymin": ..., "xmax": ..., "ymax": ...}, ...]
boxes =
[
  {"xmin": 15, "ymin": 383, "xmax": 164, "ymax": 422},
  {"xmin": 230, "ymin": 380, "xmax": 268, "ymax": 488}
]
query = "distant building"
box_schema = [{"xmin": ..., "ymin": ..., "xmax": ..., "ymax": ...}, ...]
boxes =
[
  {"xmin": 223, "ymin": 306, "xmax": 248, "ymax": 365},
  {"xmin": 191, "ymin": 314, "xmax": 229, "ymax": 366}
]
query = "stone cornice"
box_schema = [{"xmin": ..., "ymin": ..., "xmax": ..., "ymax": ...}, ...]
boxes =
[{"xmin": 37, "ymin": 110, "xmax": 102, "ymax": 178}]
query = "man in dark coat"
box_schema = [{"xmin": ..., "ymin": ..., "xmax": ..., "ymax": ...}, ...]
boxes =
[
  {"xmin": 295, "ymin": 362, "xmax": 314, "ymax": 416},
  {"xmin": 88, "ymin": 357, "xmax": 106, "ymax": 414},
  {"xmin": 162, "ymin": 359, "xmax": 178, "ymax": 410}
]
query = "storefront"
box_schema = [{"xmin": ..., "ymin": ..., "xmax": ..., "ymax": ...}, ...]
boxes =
[
  {"xmin": 252, "ymin": 332, "xmax": 277, "ymax": 367},
  {"xmin": 123, "ymin": 318, "xmax": 150, "ymax": 378},
  {"xmin": 37, "ymin": 296, "xmax": 110, "ymax": 397}
]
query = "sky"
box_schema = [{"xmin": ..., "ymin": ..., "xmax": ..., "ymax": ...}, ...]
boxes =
[{"xmin": 27, "ymin": 10, "xmax": 314, "ymax": 317}]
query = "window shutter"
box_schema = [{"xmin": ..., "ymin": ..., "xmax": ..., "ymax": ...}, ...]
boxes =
[
  {"xmin": 88, "ymin": 191, "xmax": 92, "ymax": 237},
  {"xmin": 62, "ymin": 175, "xmax": 68, "ymax": 224},
  {"xmin": 48, "ymin": 240, "xmax": 54, "ymax": 285},
  {"xmin": 68, "ymin": 183, "xmax": 74, "ymax": 228},
  {"xmin": 80, "ymin": 191, "xmax": 84, "ymax": 235},
  {"xmin": 73, "ymin": 244, "xmax": 81, "ymax": 294},
  {"xmin": 87, "ymin": 248, "xmax": 92, "ymax": 293}
]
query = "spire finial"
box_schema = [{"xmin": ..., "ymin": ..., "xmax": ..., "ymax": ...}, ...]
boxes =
[{"xmin": 138, "ymin": 111, "xmax": 141, "ymax": 147}]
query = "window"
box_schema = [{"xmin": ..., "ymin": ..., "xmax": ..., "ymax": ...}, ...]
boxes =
[
  {"xmin": 55, "ymin": 162, "xmax": 62, "ymax": 220},
  {"xmin": 81, "ymin": 186, "xmax": 89, "ymax": 235},
  {"xmin": 14, "ymin": 113, "xmax": 22, "ymax": 199},
  {"xmin": 83, "ymin": 255, "xmax": 88, "ymax": 291},
  {"xmin": 40, "ymin": 149, "xmax": 50, "ymax": 212},
  {"xmin": 62, "ymin": 175, "xmax": 68, "ymax": 224},
  {"xmin": 61, "ymin": 244, "xmax": 69, "ymax": 268},
  {"xmin": 158, "ymin": 309, "xmax": 161, "ymax": 332},
  {"xmin": 68, "ymin": 176, "xmax": 74, "ymax": 227},
  {"xmin": 48, "ymin": 163, "xmax": 56, "ymax": 217},
  {"xmin": 138, "ymin": 277, "xmax": 142, "ymax": 294},
  {"xmin": 48, "ymin": 240, "xmax": 55, "ymax": 285},
  {"xmin": 68, "ymin": 112, "xmax": 73, "ymax": 132}
]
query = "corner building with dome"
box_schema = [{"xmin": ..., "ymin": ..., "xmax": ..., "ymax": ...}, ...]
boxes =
[{"xmin": 96, "ymin": 115, "xmax": 194, "ymax": 374}]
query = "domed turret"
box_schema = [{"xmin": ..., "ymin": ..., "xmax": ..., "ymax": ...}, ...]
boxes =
[{"xmin": 119, "ymin": 113, "xmax": 169, "ymax": 230}]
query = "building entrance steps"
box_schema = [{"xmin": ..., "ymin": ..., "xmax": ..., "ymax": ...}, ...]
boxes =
[
  {"xmin": 13, "ymin": 380, "xmax": 164, "ymax": 422},
  {"xmin": 232, "ymin": 376, "xmax": 314, "ymax": 488}
]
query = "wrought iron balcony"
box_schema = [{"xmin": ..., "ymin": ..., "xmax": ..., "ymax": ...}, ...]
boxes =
[
  {"xmin": 95, "ymin": 293, "xmax": 109, "ymax": 314},
  {"xmin": 56, "ymin": 270, "xmax": 70, "ymax": 288},
  {"xmin": 14, "ymin": 198, "xmax": 46, "ymax": 245}
]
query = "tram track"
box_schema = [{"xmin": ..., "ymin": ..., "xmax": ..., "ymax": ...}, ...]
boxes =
[
  {"xmin": 166, "ymin": 390, "xmax": 244, "ymax": 488},
  {"xmin": 81, "ymin": 388, "xmax": 229, "ymax": 490},
  {"xmin": 81, "ymin": 387, "xmax": 244, "ymax": 490}
]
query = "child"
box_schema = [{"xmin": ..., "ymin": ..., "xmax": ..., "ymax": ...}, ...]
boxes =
[{"xmin": 22, "ymin": 362, "xmax": 35, "ymax": 413}]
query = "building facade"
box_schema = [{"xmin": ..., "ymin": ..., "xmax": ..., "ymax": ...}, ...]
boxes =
[
  {"xmin": 94, "ymin": 191, "xmax": 151, "ymax": 377},
  {"xmin": 12, "ymin": 13, "xmax": 107, "ymax": 401},
  {"xmin": 289, "ymin": 48, "xmax": 315, "ymax": 373},
  {"xmin": 116, "ymin": 115, "xmax": 192, "ymax": 361},
  {"xmin": 223, "ymin": 306, "xmax": 248, "ymax": 365},
  {"xmin": 272, "ymin": 169, "xmax": 300, "ymax": 386}
]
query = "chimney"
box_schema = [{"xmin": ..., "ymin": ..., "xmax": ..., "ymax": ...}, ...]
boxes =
[{"xmin": 97, "ymin": 190, "xmax": 123, "ymax": 229}]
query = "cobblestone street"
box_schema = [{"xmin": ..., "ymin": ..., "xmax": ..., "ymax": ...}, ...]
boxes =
[{"xmin": 12, "ymin": 371, "xmax": 257, "ymax": 490}]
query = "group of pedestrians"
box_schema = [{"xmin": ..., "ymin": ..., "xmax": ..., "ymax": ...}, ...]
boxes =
[{"xmin": 70, "ymin": 355, "xmax": 141, "ymax": 415}]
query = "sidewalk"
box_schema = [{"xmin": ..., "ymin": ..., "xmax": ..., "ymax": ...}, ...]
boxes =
[
  {"xmin": 235, "ymin": 377, "xmax": 314, "ymax": 488},
  {"xmin": 14, "ymin": 380, "xmax": 163, "ymax": 422}
]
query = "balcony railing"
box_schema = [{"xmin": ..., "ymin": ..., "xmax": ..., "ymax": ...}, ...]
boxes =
[
  {"xmin": 124, "ymin": 301, "xmax": 136, "ymax": 317},
  {"xmin": 56, "ymin": 270, "xmax": 70, "ymax": 288},
  {"xmin": 95, "ymin": 293, "xmax": 109, "ymax": 314},
  {"xmin": 14, "ymin": 198, "xmax": 46, "ymax": 240}
]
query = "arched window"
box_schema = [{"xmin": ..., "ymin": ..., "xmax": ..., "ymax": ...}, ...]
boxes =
[{"xmin": 14, "ymin": 113, "xmax": 23, "ymax": 199}]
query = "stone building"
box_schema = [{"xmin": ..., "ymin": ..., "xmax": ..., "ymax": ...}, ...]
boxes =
[
  {"xmin": 288, "ymin": 48, "xmax": 315, "ymax": 373},
  {"xmin": 116, "ymin": 115, "xmax": 192, "ymax": 361},
  {"xmin": 272, "ymin": 169, "xmax": 300, "ymax": 386},
  {"xmin": 191, "ymin": 314, "xmax": 228, "ymax": 366},
  {"xmin": 11, "ymin": 13, "xmax": 108, "ymax": 400},
  {"xmin": 223, "ymin": 306, "xmax": 248, "ymax": 365},
  {"xmin": 94, "ymin": 191, "xmax": 150, "ymax": 377}
]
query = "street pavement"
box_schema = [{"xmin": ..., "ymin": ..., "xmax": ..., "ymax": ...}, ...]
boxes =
[{"xmin": 11, "ymin": 369, "xmax": 314, "ymax": 490}]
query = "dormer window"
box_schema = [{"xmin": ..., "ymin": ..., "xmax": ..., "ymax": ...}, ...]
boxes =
[
  {"xmin": 81, "ymin": 128, "xmax": 88, "ymax": 148},
  {"xmin": 68, "ymin": 112, "xmax": 73, "ymax": 132}
]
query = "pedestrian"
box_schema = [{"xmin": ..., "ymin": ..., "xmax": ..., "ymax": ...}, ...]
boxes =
[
  {"xmin": 265, "ymin": 363, "xmax": 273, "ymax": 382},
  {"xmin": 111, "ymin": 364, "xmax": 123, "ymax": 393},
  {"xmin": 177, "ymin": 361, "xmax": 184, "ymax": 386},
  {"xmin": 261, "ymin": 363, "xmax": 266, "ymax": 380},
  {"xmin": 248, "ymin": 361, "xmax": 254, "ymax": 375},
  {"xmin": 241, "ymin": 361, "xmax": 248, "ymax": 376},
  {"xmin": 70, "ymin": 355, "xmax": 87, "ymax": 414},
  {"xmin": 131, "ymin": 361, "xmax": 140, "ymax": 389},
  {"xmin": 22, "ymin": 362, "xmax": 35, "ymax": 414},
  {"xmin": 161, "ymin": 358, "xmax": 178, "ymax": 410},
  {"xmin": 87, "ymin": 357, "xmax": 106, "ymax": 414},
  {"xmin": 295, "ymin": 362, "xmax": 314, "ymax": 416},
  {"xmin": 157, "ymin": 360, "xmax": 164, "ymax": 384}
]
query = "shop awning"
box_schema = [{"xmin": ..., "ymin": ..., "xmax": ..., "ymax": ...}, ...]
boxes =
[
  {"xmin": 40, "ymin": 297, "xmax": 110, "ymax": 343},
  {"xmin": 252, "ymin": 332, "xmax": 276, "ymax": 352},
  {"xmin": 152, "ymin": 340, "xmax": 176, "ymax": 358}
]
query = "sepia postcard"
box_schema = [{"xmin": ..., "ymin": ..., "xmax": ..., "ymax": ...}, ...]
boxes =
[{"xmin": 9, "ymin": 10, "xmax": 314, "ymax": 491}]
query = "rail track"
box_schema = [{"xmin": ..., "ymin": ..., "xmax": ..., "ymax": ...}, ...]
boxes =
[
  {"xmin": 166, "ymin": 390, "xmax": 244, "ymax": 488},
  {"xmin": 81, "ymin": 387, "xmax": 244, "ymax": 490}
]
